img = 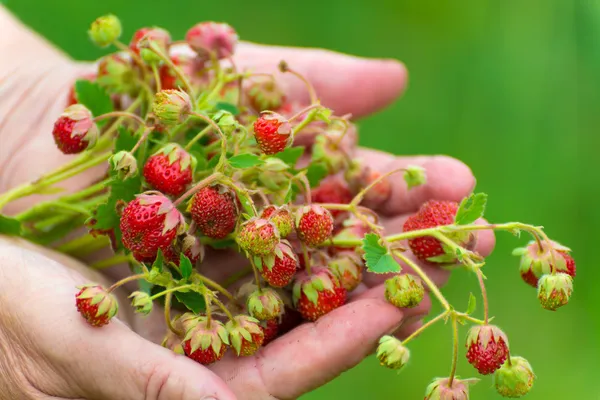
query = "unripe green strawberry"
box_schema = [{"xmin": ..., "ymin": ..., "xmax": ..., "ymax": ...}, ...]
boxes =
[
  {"xmin": 97, "ymin": 54, "xmax": 138, "ymax": 95},
  {"xmin": 328, "ymin": 252, "xmax": 363, "ymax": 291},
  {"xmin": 261, "ymin": 205, "xmax": 293, "ymax": 238},
  {"xmin": 513, "ymin": 240, "xmax": 576, "ymax": 288},
  {"xmin": 385, "ymin": 274, "xmax": 425, "ymax": 308},
  {"xmin": 153, "ymin": 89, "xmax": 192, "ymax": 126},
  {"xmin": 247, "ymin": 288, "xmax": 284, "ymax": 320},
  {"xmin": 424, "ymin": 377, "xmax": 477, "ymax": 400},
  {"xmin": 110, "ymin": 150, "xmax": 137, "ymax": 180},
  {"xmin": 537, "ymin": 273, "xmax": 573, "ymax": 311},
  {"xmin": 295, "ymin": 205, "xmax": 334, "ymax": 247},
  {"xmin": 129, "ymin": 291, "xmax": 153, "ymax": 315},
  {"xmin": 182, "ymin": 314, "xmax": 229, "ymax": 365},
  {"xmin": 493, "ymin": 356, "xmax": 535, "ymax": 398},
  {"xmin": 88, "ymin": 14, "xmax": 121, "ymax": 48},
  {"xmin": 237, "ymin": 218, "xmax": 280, "ymax": 256},
  {"xmin": 75, "ymin": 284, "xmax": 119, "ymax": 327},
  {"xmin": 376, "ymin": 335, "xmax": 410, "ymax": 370},
  {"xmin": 226, "ymin": 315, "xmax": 265, "ymax": 356},
  {"xmin": 293, "ymin": 267, "xmax": 347, "ymax": 321},
  {"xmin": 466, "ymin": 325, "xmax": 509, "ymax": 375},
  {"xmin": 246, "ymin": 76, "xmax": 285, "ymax": 112},
  {"xmin": 136, "ymin": 27, "xmax": 171, "ymax": 65}
]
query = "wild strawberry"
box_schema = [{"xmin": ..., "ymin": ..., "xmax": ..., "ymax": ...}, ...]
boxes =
[
  {"xmin": 67, "ymin": 73, "xmax": 96, "ymax": 106},
  {"xmin": 261, "ymin": 205, "xmax": 293, "ymax": 238},
  {"xmin": 247, "ymin": 288, "xmax": 284, "ymax": 320},
  {"xmin": 385, "ymin": 274, "xmax": 425, "ymax": 308},
  {"xmin": 258, "ymin": 240, "xmax": 298, "ymax": 287},
  {"xmin": 376, "ymin": 335, "xmax": 410, "ymax": 370},
  {"xmin": 164, "ymin": 233, "xmax": 205, "ymax": 267},
  {"xmin": 88, "ymin": 14, "xmax": 121, "ymax": 48},
  {"xmin": 186, "ymin": 22, "xmax": 238, "ymax": 60},
  {"xmin": 246, "ymin": 76, "xmax": 285, "ymax": 112},
  {"xmin": 128, "ymin": 291, "xmax": 153, "ymax": 315},
  {"xmin": 253, "ymin": 112, "xmax": 292, "ymax": 155},
  {"xmin": 153, "ymin": 89, "xmax": 192, "ymax": 126},
  {"xmin": 493, "ymin": 356, "xmax": 535, "ymax": 398},
  {"xmin": 537, "ymin": 273, "xmax": 573, "ymax": 311},
  {"xmin": 135, "ymin": 27, "xmax": 171, "ymax": 65},
  {"xmin": 424, "ymin": 377, "xmax": 476, "ymax": 400},
  {"xmin": 293, "ymin": 267, "xmax": 347, "ymax": 321},
  {"xmin": 190, "ymin": 185, "xmax": 239, "ymax": 239},
  {"xmin": 96, "ymin": 54, "xmax": 138, "ymax": 95},
  {"xmin": 466, "ymin": 325, "xmax": 509, "ymax": 375},
  {"xmin": 143, "ymin": 143, "xmax": 195, "ymax": 197},
  {"xmin": 75, "ymin": 284, "xmax": 118, "ymax": 327},
  {"xmin": 159, "ymin": 54, "xmax": 190, "ymax": 90},
  {"xmin": 120, "ymin": 192, "xmax": 185, "ymax": 261},
  {"xmin": 260, "ymin": 319, "xmax": 279, "ymax": 345},
  {"xmin": 295, "ymin": 205, "xmax": 334, "ymax": 247},
  {"xmin": 328, "ymin": 252, "xmax": 363, "ymax": 291},
  {"xmin": 329, "ymin": 218, "xmax": 370, "ymax": 255},
  {"xmin": 237, "ymin": 218, "xmax": 280, "ymax": 256},
  {"xmin": 182, "ymin": 315, "xmax": 229, "ymax": 365},
  {"xmin": 355, "ymin": 165, "xmax": 392, "ymax": 208},
  {"xmin": 226, "ymin": 315, "xmax": 265, "ymax": 356},
  {"xmin": 403, "ymin": 200, "xmax": 477, "ymax": 263},
  {"xmin": 311, "ymin": 176, "xmax": 353, "ymax": 219},
  {"xmin": 310, "ymin": 134, "xmax": 347, "ymax": 174},
  {"xmin": 52, "ymin": 104, "xmax": 99, "ymax": 154},
  {"xmin": 514, "ymin": 240, "xmax": 576, "ymax": 288},
  {"xmin": 110, "ymin": 150, "xmax": 138, "ymax": 180}
]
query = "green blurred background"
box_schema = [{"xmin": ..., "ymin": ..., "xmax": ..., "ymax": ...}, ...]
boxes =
[{"xmin": 5, "ymin": 0, "xmax": 596, "ymax": 398}]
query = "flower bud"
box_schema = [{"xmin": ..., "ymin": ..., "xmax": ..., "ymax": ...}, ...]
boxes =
[
  {"xmin": 136, "ymin": 27, "xmax": 171, "ymax": 65},
  {"xmin": 376, "ymin": 335, "xmax": 410, "ymax": 370},
  {"xmin": 226, "ymin": 315, "xmax": 265, "ymax": 356},
  {"xmin": 247, "ymin": 288, "xmax": 284, "ymax": 321},
  {"xmin": 152, "ymin": 89, "xmax": 192, "ymax": 126},
  {"xmin": 88, "ymin": 14, "xmax": 122, "ymax": 48},
  {"xmin": 129, "ymin": 291, "xmax": 153, "ymax": 315},
  {"xmin": 110, "ymin": 151, "xmax": 138, "ymax": 180},
  {"xmin": 186, "ymin": 22, "xmax": 238, "ymax": 60},
  {"xmin": 493, "ymin": 356, "xmax": 535, "ymax": 398},
  {"xmin": 537, "ymin": 273, "xmax": 573, "ymax": 311},
  {"xmin": 328, "ymin": 252, "xmax": 363, "ymax": 292},
  {"xmin": 385, "ymin": 274, "xmax": 425, "ymax": 308},
  {"xmin": 424, "ymin": 377, "xmax": 478, "ymax": 400},
  {"xmin": 246, "ymin": 76, "xmax": 285, "ymax": 112}
]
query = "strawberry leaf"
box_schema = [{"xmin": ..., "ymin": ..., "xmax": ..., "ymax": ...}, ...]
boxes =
[
  {"xmin": 174, "ymin": 290, "xmax": 206, "ymax": 314},
  {"xmin": 74, "ymin": 80, "xmax": 113, "ymax": 126},
  {"xmin": 361, "ymin": 233, "xmax": 401, "ymax": 274},
  {"xmin": 179, "ymin": 253, "xmax": 193, "ymax": 279},
  {"xmin": 153, "ymin": 249, "xmax": 164, "ymax": 273},
  {"xmin": 228, "ymin": 153, "xmax": 264, "ymax": 169},
  {"xmin": 0, "ymin": 215, "xmax": 22, "ymax": 236},
  {"xmin": 274, "ymin": 147, "xmax": 304, "ymax": 167},
  {"xmin": 235, "ymin": 190, "xmax": 256, "ymax": 217},
  {"xmin": 215, "ymin": 102, "xmax": 240, "ymax": 115},
  {"xmin": 466, "ymin": 292, "xmax": 477, "ymax": 315},
  {"xmin": 455, "ymin": 193, "xmax": 488, "ymax": 225},
  {"xmin": 305, "ymin": 162, "xmax": 328, "ymax": 188}
]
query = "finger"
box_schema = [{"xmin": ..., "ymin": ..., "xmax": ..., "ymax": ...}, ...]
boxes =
[
  {"xmin": 210, "ymin": 298, "xmax": 404, "ymax": 399},
  {"xmin": 356, "ymin": 149, "xmax": 476, "ymax": 216},
  {"xmin": 235, "ymin": 42, "xmax": 408, "ymax": 118}
]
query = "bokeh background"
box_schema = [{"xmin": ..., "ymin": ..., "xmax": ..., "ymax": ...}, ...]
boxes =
[{"xmin": 4, "ymin": 0, "xmax": 597, "ymax": 398}]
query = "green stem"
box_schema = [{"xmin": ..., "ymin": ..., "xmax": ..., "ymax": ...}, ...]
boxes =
[
  {"xmin": 212, "ymin": 296, "xmax": 235, "ymax": 321},
  {"xmin": 249, "ymin": 257, "xmax": 263, "ymax": 291},
  {"xmin": 151, "ymin": 63, "xmax": 162, "ymax": 92},
  {"xmin": 165, "ymin": 291, "xmax": 183, "ymax": 336},
  {"xmin": 150, "ymin": 284, "xmax": 194, "ymax": 301},
  {"xmin": 55, "ymin": 233, "xmax": 109, "ymax": 257},
  {"xmin": 190, "ymin": 112, "xmax": 228, "ymax": 172},
  {"xmin": 448, "ymin": 313, "xmax": 460, "ymax": 387},
  {"xmin": 196, "ymin": 274, "xmax": 237, "ymax": 305},
  {"xmin": 107, "ymin": 273, "xmax": 146, "ymax": 293},
  {"xmin": 402, "ymin": 311, "xmax": 447, "ymax": 345},
  {"xmin": 185, "ymin": 125, "xmax": 212, "ymax": 150},
  {"xmin": 301, "ymin": 243, "xmax": 312, "ymax": 275},
  {"xmin": 150, "ymin": 42, "xmax": 195, "ymax": 97},
  {"xmin": 475, "ymin": 268, "xmax": 489, "ymax": 324},
  {"xmin": 91, "ymin": 254, "xmax": 135, "ymax": 269},
  {"xmin": 94, "ymin": 111, "xmax": 146, "ymax": 127},
  {"xmin": 349, "ymin": 167, "xmax": 405, "ymax": 209},
  {"xmin": 292, "ymin": 108, "xmax": 318, "ymax": 135}
]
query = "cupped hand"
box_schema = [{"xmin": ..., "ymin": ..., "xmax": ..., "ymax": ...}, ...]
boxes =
[{"xmin": 0, "ymin": 8, "xmax": 495, "ymax": 399}]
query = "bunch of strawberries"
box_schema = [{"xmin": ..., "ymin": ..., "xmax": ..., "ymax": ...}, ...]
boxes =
[{"xmin": 0, "ymin": 14, "xmax": 577, "ymax": 399}]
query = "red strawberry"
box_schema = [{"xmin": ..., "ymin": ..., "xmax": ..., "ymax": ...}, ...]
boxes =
[
  {"xmin": 190, "ymin": 185, "xmax": 239, "ymax": 239},
  {"xmin": 261, "ymin": 205, "xmax": 293, "ymax": 237},
  {"xmin": 182, "ymin": 315, "xmax": 229, "ymax": 365},
  {"xmin": 258, "ymin": 240, "xmax": 298, "ymax": 287},
  {"xmin": 164, "ymin": 233, "xmax": 205, "ymax": 266},
  {"xmin": 143, "ymin": 144, "xmax": 195, "ymax": 197},
  {"xmin": 129, "ymin": 27, "xmax": 151, "ymax": 55},
  {"xmin": 260, "ymin": 319, "xmax": 279, "ymax": 345},
  {"xmin": 159, "ymin": 54, "xmax": 190, "ymax": 90},
  {"xmin": 226, "ymin": 315, "xmax": 265, "ymax": 357},
  {"xmin": 515, "ymin": 240, "xmax": 576, "ymax": 288},
  {"xmin": 246, "ymin": 76, "xmax": 285, "ymax": 112},
  {"xmin": 52, "ymin": 105, "xmax": 99, "ymax": 154},
  {"xmin": 75, "ymin": 284, "xmax": 118, "ymax": 327},
  {"xmin": 120, "ymin": 192, "xmax": 185, "ymax": 261},
  {"xmin": 293, "ymin": 267, "xmax": 347, "ymax": 321},
  {"xmin": 185, "ymin": 22, "xmax": 238, "ymax": 60},
  {"xmin": 237, "ymin": 218, "xmax": 280, "ymax": 256},
  {"xmin": 295, "ymin": 205, "xmax": 334, "ymax": 247},
  {"xmin": 311, "ymin": 175, "xmax": 353, "ymax": 219},
  {"xmin": 466, "ymin": 325, "xmax": 509, "ymax": 375},
  {"xmin": 253, "ymin": 112, "xmax": 292, "ymax": 155},
  {"xmin": 403, "ymin": 200, "xmax": 476, "ymax": 262}
]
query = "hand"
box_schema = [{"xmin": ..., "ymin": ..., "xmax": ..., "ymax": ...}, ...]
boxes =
[{"xmin": 0, "ymin": 7, "xmax": 495, "ymax": 399}]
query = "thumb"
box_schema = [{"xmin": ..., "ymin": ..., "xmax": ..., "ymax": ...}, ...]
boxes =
[{"xmin": 72, "ymin": 320, "xmax": 237, "ymax": 400}]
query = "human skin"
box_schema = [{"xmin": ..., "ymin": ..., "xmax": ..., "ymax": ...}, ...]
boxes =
[{"xmin": 0, "ymin": 7, "xmax": 495, "ymax": 400}]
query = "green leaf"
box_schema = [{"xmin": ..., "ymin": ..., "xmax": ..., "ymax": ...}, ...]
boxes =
[
  {"xmin": 466, "ymin": 293, "xmax": 477, "ymax": 315},
  {"xmin": 174, "ymin": 290, "xmax": 206, "ymax": 314},
  {"xmin": 228, "ymin": 153, "xmax": 264, "ymax": 169},
  {"xmin": 215, "ymin": 102, "xmax": 240, "ymax": 115},
  {"xmin": 0, "ymin": 215, "xmax": 22, "ymax": 236},
  {"xmin": 305, "ymin": 162, "xmax": 329, "ymax": 188},
  {"xmin": 455, "ymin": 193, "xmax": 488, "ymax": 225},
  {"xmin": 404, "ymin": 165, "xmax": 427, "ymax": 190},
  {"xmin": 153, "ymin": 249, "xmax": 164, "ymax": 272},
  {"xmin": 74, "ymin": 80, "xmax": 113, "ymax": 126},
  {"xmin": 361, "ymin": 233, "xmax": 402, "ymax": 274},
  {"xmin": 179, "ymin": 254, "xmax": 193, "ymax": 280},
  {"xmin": 274, "ymin": 147, "xmax": 304, "ymax": 166},
  {"xmin": 236, "ymin": 189, "xmax": 256, "ymax": 217}
]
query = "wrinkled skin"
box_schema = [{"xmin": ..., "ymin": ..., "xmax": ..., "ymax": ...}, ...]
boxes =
[{"xmin": 0, "ymin": 6, "xmax": 495, "ymax": 400}]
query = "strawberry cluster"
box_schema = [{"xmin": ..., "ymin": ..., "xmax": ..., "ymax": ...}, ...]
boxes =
[{"xmin": 0, "ymin": 13, "xmax": 576, "ymax": 399}]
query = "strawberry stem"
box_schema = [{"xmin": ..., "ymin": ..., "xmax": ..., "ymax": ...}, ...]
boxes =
[
  {"xmin": 150, "ymin": 284, "xmax": 195, "ymax": 301},
  {"xmin": 288, "ymin": 104, "xmax": 322, "ymax": 123},
  {"xmin": 172, "ymin": 172, "xmax": 222, "ymax": 207},
  {"xmin": 165, "ymin": 291, "xmax": 184, "ymax": 336},
  {"xmin": 401, "ymin": 311, "xmax": 447, "ymax": 346},
  {"xmin": 249, "ymin": 257, "xmax": 263, "ymax": 291},
  {"xmin": 107, "ymin": 273, "xmax": 147, "ymax": 293},
  {"xmin": 475, "ymin": 268, "xmax": 489, "ymax": 324},
  {"xmin": 212, "ymin": 296, "xmax": 235, "ymax": 322},
  {"xmin": 195, "ymin": 274, "xmax": 239, "ymax": 306},
  {"xmin": 190, "ymin": 112, "xmax": 228, "ymax": 172},
  {"xmin": 349, "ymin": 167, "xmax": 405, "ymax": 209},
  {"xmin": 93, "ymin": 111, "xmax": 146, "ymax": 126},
  {"xmin": 447, "ymin": 312, "xmax": 460, "ymax": 387},
  {"xmin": 279, "ymin": 61, "xmax": 318, "ymax": 104},
  {"xmin": 301, "ymin": 242, "xmax": 312, "ymax": 275},
  {"xmin": 185, "ymin": 125, "xmax": 212, "ymax": 150},
  {"xmin": 149, "ymin": 42, "xmax": 195, "ymax": 97},
  {"xmin": 151, "ymin": 63, "xmax": 162, "ymax": 92}
]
